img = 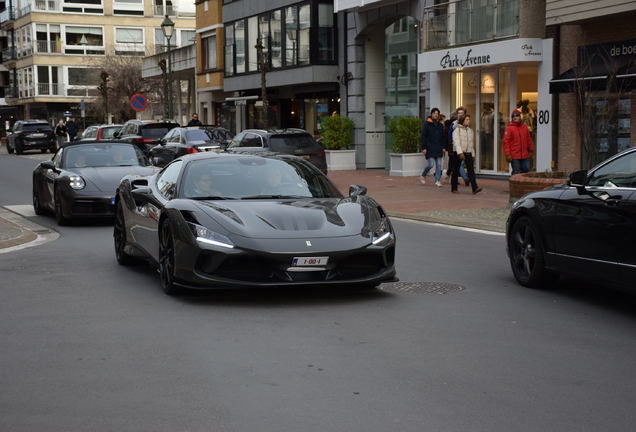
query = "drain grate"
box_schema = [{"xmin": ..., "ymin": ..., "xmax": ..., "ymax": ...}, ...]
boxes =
[{"xmin": 380, "ymin": 282, "xmax": 465, "ymax": 294}]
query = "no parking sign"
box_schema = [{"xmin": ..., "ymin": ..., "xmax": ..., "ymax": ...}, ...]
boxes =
[{"xmin": 130, "ymin": 94, "xmax": 149, "ymax": 112}]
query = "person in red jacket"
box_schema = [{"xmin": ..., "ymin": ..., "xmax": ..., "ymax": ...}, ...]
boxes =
[{"xmin": 503, "ymin": 109, "xmax": 534, "ymax": 174}]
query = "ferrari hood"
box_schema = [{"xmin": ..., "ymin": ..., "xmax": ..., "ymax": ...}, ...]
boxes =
[
  {"xmin": 73, "ymin": 166, "xmax": 157, "ymax": 192},
  {"xmin": 193, "ymin": 198, "xmax": 378, "ymax": 239}
]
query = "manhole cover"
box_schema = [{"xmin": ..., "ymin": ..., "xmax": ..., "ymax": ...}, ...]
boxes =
[{"xmin": 380, "ymin": 282, "xmax": 465, "ymax": 294}]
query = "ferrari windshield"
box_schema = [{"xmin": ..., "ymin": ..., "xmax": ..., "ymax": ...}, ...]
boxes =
[
  {"xmin": 182, "ymin": 157, "xmax": 343, "ymax": 199},
  {"xmin": 64, "ymin": 144, "xmax": 147, "ymax": 168}
]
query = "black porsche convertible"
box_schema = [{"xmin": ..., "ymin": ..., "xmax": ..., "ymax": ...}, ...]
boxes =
[
  {"xmin": 32, "ymin": 142, "xmax": 158, "ymax": 225},
  {"xmin": 113, "ymin": 152, "xmax": 397, "ymax": 294}
]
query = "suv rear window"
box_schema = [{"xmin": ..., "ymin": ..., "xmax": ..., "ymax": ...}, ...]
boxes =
[
  {"xmin": 23, "ymin": 124, "xmax": 52, "ymax": 131},
  {"xmin": 268, "ymin": 135, "xmax": 321, "ymax": 152}
]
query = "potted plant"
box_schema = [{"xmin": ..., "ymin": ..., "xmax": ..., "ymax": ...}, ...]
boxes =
[
  {"xmin": 320, "ymin": 114, "xmax": 356, "ymax": 171},
  {"xmin": 388, "ymin": 116, "xmax": 425, "ymax": 177}
]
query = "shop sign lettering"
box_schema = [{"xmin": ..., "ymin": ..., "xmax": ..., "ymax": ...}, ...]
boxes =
[
  {"xmin": 439, "ymin": 49, "xmax": 491, "ymax": 69},
  {"xmin": 521, "ymin": 44, "xmax": 541, "ymax": 57}
]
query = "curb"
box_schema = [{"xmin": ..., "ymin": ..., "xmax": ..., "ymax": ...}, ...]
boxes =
[
  {"xmin": 387, "ymin": 210, "xmax": 507, "ymax": 234},
  {"xmin": 0, "ymin": 207, "xmax": 59, "ymax": 253}
]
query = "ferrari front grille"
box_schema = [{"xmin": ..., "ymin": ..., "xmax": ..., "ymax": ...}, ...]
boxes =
[{"xmin": 336, "ymin": 254, "xmax": 384, "ymax": 278}]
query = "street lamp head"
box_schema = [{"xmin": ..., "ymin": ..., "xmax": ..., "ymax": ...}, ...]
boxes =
[
  {"xmin": 390, "ymin": 56, "xmax": 403, "ymax": 77},
  {"xmin": 161, "ymin": 14, "xmax": 175, "ymax": 40}
]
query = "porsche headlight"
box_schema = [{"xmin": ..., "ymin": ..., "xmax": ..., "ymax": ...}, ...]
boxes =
[
  {"xmin": 372, "ymin": 219, "xmax": 392, "ymax": 245},
  {"xmin": 68, "ymin": 175, "xmax": 85, "ymax": 190},
  {"xmin": 187, "ymin": 223, "xmax": 234, "ymax": 249}
]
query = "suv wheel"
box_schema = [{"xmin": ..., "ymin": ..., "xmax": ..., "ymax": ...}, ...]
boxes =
[
  {"xmin": 7, "ymin": 141, "xmax": 14, "ymax": 154},
  {"xmin": 15, "ymin": 141, "xmax": 24, "ymax": 155}
]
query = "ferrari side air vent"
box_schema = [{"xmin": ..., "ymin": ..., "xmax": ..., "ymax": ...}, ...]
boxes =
[{"xmin": 179, "ymin": 211, "xmax": 199, "ymax": 224}]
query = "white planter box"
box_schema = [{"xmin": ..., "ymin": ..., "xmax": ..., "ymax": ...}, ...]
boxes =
[
  {"xmin": 325, "ymin": 149, "xmax": 356, "ymax": 171},
  {"xmin": 389, "ymin": 152, "xmax": 426, "ymax": 177}
]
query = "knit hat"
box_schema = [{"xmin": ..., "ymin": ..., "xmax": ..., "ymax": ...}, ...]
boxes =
[{"xmin": 511, "ymin": 109, "xmax": 522, "ymax": 118}]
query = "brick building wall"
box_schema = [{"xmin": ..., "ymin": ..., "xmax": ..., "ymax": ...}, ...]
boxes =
[{"xmin": 556, "ymin": 12, "xmax": 636, "ymax": 172}]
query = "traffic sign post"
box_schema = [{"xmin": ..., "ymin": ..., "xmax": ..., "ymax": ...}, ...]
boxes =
[{"xmin": 130, "ymin": 94, "xmax": 149, "ymax": 112}]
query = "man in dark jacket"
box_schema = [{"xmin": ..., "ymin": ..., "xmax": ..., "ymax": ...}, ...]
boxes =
[
  {"xmin": 54, "ymin": 119, "xmax": 67, "ymax": 149},
  {"xmin": 420, "ymin": 108, "xmax": 446, "ymax": 187},
  {"xmin": 66, "ymin": 117, "xmax": 79, "ymax": 142},
  {"xmin": 187, "ymin": 113, "xmax": 203, "ymax": 126}
]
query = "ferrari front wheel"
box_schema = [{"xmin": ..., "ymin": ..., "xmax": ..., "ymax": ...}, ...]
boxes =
[{"xmin": 159, "ymin": 221, "xmax": 181, "ymax": 295}]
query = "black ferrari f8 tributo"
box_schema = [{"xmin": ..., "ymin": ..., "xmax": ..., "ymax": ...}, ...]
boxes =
[{"xmin": 114, "ymin": 152, "xmax": 397, "ymax": 294}]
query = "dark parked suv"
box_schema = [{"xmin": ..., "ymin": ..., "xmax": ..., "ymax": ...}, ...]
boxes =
[
  {"xmin": 7, "ymin": 120, "xmax": 56, "ymax": 154},
  {"xmin": 226, "ymin": 129, "xmax": 327, "ymax": 174},
  {"xmin": 150, "ymin": 125, "xmax": 234, "ymax": 166},
  {"xmin": 114, "ymin": 120, "xmax": 179, "ymax": 156}
]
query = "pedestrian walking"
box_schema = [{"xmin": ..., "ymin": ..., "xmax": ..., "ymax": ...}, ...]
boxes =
[
  {"xmin": 54, "ymin": 119, "xmax": 67, "ymax": 149},
  {"xmin": 503, "ymin": 109, "xmax": 534, "ymax": 174},
  {"xmin": 66, "ymin": 117, "xmax": 79, "ymax": 142},
  {"xmin": 187, "ymin": 113, "xmax": 203, "ymax": 126},
  {"xmin": 452, "ymin": 114, "xmax": 482, "ymax": 195},
  {"xmin": 420, "ymin": 108, "xmax": 446, "ymax": 187},
  {"xmin": 446, "ymin": 107, "xmax": 470, "ymax": 187}
]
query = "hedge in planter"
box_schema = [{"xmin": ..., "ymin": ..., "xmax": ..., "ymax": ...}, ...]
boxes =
[
  {"xmin": 388, "ymin": 116, "xmax": 423, "ymax": 153},
  {"xmin": 320, "ymin": 115, "xmax": 355, "ymax": 150}
]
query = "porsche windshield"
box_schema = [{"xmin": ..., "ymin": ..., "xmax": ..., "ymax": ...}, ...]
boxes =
[
  {"xmin": 182, "ymin": 157, "xmax": 343, "ymax": 199},
  {"xmin": 64, "ymin": 144, "xmax": 147, "ymax": 168}
]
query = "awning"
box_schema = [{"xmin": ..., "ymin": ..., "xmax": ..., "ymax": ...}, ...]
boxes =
[{"xmin": 550, "ymin": 61, "xmax": 636, "ymax": 94}]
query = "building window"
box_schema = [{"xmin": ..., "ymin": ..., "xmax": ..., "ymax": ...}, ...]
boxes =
[
  {"xmin": 317, "ymin": 3, "xmax": 334, "ymax": 63},
  {"xmin": 180, "ymin": 30, "xmax": 195, "ymax": 47},
  {"xmin": 65, "ymin": 26, "xmax": 104, "ymax": 54},
  {"xmin": 285, "ymin": 5, "xmax": 298, "ymax": 67},
  {"xmin": 35, "ymin": 24, "xmax": 61, "ymax": 54},
  {"xmin": 115, "ymin": 27, "xmax": 145, "ymax": 55},
  {"xmin": 64, "ymin": 0, "xmax": 101, "ymax": 5},
  {"xmin": 270, "ymin": 10, "xmax": 282, "ymax": 68},
  {"xmin": 202, "ymin": 34, "xmax": 216, "ymax": 70}
]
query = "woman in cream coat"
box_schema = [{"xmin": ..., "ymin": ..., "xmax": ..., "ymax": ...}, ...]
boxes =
[{"xmin": 451, "ymin": 115, "xmax": 482, "ymax": 194}]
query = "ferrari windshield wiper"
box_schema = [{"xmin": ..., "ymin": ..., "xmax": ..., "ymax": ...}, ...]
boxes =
[{"xmin": 191, "ymin": 196, "xmax": 236, "ymax": 200}]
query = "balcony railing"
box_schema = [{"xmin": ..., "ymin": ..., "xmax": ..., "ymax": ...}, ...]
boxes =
[
  {"xmin": 2, "ymin": 46, "xmax": 17, "ymax": 62},
  {"xmin": 19, "ymin": 3, "xmax": 31, "ymax": 16},
  {"xmin": 35, "ymin": 0, "xmax": 61, "ymax": 12},
  {"xmin": 154, "ymin": 5, "xmax": 176, "ymax": 17},
  {"xmin": 4, "ymin": 85, "xmax": 18, "ymax": 98},
  {"xmin": 37, "ymin": 83, "xmax": 64, "ymax": 96},
  {"xmin": 0, "ymin": 7, "xmax": 16, "ymax": 23},
  {"xmin": 36, "ymin": 40, "xmax": 61, "ymax": 53},
  {"xmin": 422, "ymin": 0, "xmax": 519, "ymax": 50}
]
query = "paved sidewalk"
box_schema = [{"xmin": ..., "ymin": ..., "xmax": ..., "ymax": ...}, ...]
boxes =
[{"xmin": 0, "ymin": 163, "xmax": 512, "ymax": 251}]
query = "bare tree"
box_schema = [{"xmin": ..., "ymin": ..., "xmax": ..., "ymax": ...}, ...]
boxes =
[
  {"xmin": 83, "ymin": 48, "xmax": 163, "ymax": 124},
  {"xmin": 566, "ymin": 43, "xmax": 629, "ymax": 169}
]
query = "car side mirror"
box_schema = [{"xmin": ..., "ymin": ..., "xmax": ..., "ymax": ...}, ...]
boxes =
[
  {"xmin": 41, "ymin": 160, "xmax": 58, "ymax": 173},
  {"xmin": 567, "ymin": 170, "xmax": 587, "ymax": 188},
  {"xmin": 349, "ymin": 184, "xmax": 367, "ymax": 197},
  {"xmin": 151, "ymin": 156, "xmax": 166, "ymax": 167},
  {"xmin": 219, "ymin": 142, "xmax": 228, "ymax": 151},
  {"xmin": 113, "ymin": 131, "xmax": 120, "ymax": 139}
]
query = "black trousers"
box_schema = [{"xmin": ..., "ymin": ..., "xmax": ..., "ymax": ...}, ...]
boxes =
[{"xmin": 451, "ymin": 153, "xmax": 479, "ymax": 192}]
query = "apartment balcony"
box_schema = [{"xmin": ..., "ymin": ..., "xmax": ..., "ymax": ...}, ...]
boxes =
[
  {"xmin": 422, "ymin": 0, "xmax": 519, "ymax": 51},
  {"xmin": 142, "ymin": 43, "xmax": 196, "ymax": 80},
  {"xmin": 18, "ymin": 2, "xmax": 30, "ymax": 17},
  {"xmin": 2, "ymin": 46, "xmax": 16, "ymax": 62},
  {"xmin": 0, "ymin": 7, "xmax": 16, "ymax": 27},
  {"xmin": 36, "ymin": 39, "xmax": 61, "ymax": 53}
]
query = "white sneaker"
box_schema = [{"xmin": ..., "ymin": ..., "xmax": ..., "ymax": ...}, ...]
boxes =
[
  {"xmin": 420, "ymin": 176, "xmax": 426, "ymax": 185},
  {"xmin": 435, "ymin": 181, "xmax": 442, "ymax": 187}
]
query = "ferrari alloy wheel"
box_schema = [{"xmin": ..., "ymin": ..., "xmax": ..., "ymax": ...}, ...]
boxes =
[
  {"xmin": 114, "ymin": 201, "xmax": 140, "ymax": 265},
  {"xmin": 54, "ymin": 186, "xmax": 69, "ymax": 226},
  {"xmin": 32, "ymin": 180, "xmax": 44, "ymax": 216},
  {"xmin": 509, "ymin": 216, "xmax": 558, "ymax": 288},
  {"xmin": 159, "ymin": 221, "xmax": 180, "ymax": 295}
]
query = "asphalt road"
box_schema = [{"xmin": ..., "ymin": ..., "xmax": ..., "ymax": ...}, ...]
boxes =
[{"xmin": 2, "ymin": 151, "xmax": 636, "ymax": 431}]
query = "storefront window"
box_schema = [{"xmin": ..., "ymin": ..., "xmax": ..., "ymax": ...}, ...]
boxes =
[
  {"xmin": 479, "ymin": 70, "xmax": 496, "ymax": 170},
  {"xmin": 583, "ymin": 92, "xmax": 632, "ymax": 167},
  {"xmin": 516, "ymin": 66, "xmax": 538, "ymax": 170},
  {"xmin": 496, "ymin": 67, "xmax": 510, "ymax": 172}
]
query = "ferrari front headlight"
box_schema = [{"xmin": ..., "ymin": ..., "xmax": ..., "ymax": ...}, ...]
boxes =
[
  {"xmin": 187, "ymin": 222, "xmax": 234, "ymax": 249},
  {"xmin": 69, "ymin": 175, "xmax": 85, "ymax": 190},
  {"xmin": 372, "ymin": 219, "xmax": 391, "ymax": 245}
]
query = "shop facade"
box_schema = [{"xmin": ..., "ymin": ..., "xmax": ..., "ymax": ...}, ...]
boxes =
[{"xmin": 419, "ymin": 37, "xmax": 553, "ymax": 175}]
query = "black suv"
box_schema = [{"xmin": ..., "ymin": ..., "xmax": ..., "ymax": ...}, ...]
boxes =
[
  {"xmin": 7, "ymin": 120, "xmax": 56, "ymax": 154},
  {"xmin": 150, "ymin": 125, "xmax": 234, "ymax": 166},
  {"xmin": 114, "ymin": 120, "xmax": 179, "ymax": 156},
  {"xmin": 226, "ymin": 129, "xmax": 327, "ymax": 174}
]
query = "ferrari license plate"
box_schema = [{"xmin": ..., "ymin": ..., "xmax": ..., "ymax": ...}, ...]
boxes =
[{"xmin": 292, "ymin": 256, "xmax": 328, "ymax": 266}]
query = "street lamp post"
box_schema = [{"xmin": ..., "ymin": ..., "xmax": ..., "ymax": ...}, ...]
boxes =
[
  {"xmin": 161, "ymin": 15, "xmax": 175, "ymax": 120},
  {"xmin": 390, "ymin": 56, "xmax": 403, "ymax": 104}
]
